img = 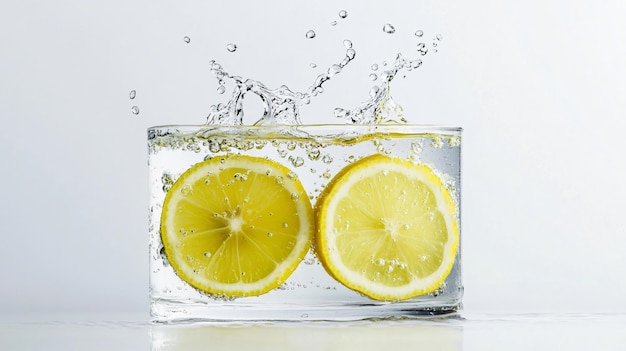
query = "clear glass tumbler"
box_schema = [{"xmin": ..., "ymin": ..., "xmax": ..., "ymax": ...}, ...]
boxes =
[{"xmin": 148, "ymin": 124, "xmax": 462, "ymax": 322}]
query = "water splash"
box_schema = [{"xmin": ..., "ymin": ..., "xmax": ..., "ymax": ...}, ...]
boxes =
[
  {"xmin": 204, "ymin": 20, "xmax": 440, "ymax": 126},
  {"xmin": 206, "ymin": 40, "xmax": 357, "ymax": 125},
  {"xmin": 333, "ymin": 53, "xmax": 428, "ymax": 124}
]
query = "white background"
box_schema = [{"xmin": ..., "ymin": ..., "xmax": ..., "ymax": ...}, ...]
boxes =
[{"xmin": 1, "ymin": 0, "xmax": 625, "ymax": 318}]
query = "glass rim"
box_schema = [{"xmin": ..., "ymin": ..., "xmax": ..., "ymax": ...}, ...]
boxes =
[{"xmin": 147, "ymin": 124, "xmax": 462, "ymax": 133}]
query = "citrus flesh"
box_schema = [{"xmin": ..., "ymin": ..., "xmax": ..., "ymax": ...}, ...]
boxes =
[
  {"xmin": 161, "ymin": 155, "xmax": 313, "ymax": 297},
  {"xmin": 315, "ymin": 154, "xmax": 459, "ymax": 301}
]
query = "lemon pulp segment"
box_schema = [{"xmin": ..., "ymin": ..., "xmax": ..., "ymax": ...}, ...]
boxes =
[
  {"xmin": 315, "ymin": 154, "xmax": 458, "ymax": 301},
  {"xmin": 161, "ymin": 155, "xmax": 313, "ymax": 297}
]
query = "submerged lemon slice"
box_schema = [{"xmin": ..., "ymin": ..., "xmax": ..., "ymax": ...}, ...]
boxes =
[
  {"xmin": 315, "ymin": 154, "xmax": 459, "ymax": 301},
  {"xmin": 161, "ymin": 155, "xmax": 313, "ymax": 297}
]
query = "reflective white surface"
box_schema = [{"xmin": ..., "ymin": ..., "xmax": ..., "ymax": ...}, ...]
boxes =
[{"xmin": 2, "ymin": 313, "xmax": 625, "ymax": 350}]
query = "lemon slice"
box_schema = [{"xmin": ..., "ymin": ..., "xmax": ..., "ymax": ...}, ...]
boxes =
[
  {"xmin": 315, "ymin": 154, "xmax": 459, "ymax": 301},
  {"xmin": 161, "ymin": 155, "xmax": 313, "ymax": 297}
]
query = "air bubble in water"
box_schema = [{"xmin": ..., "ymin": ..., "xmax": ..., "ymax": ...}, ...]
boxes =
[
  {"xmin": 338, "ymin": 10, "xmax": 348, "ymax": 18},
  {"xmin": 129, "ymin": 90, "xmax": 136, "ymax": 99},
  {"xmin": 226, "ymin": 43, "xmax": 237, "ymax": 52},
  {"xmin": 131, "ymin": 106, "xmax": 140, "ymax": 115},
  {"xmin": 414, "ymin": 30, "xmax": 424, "ymax": 37},
  {"xmin": 184, "ymin": 36, "xmax": 191, "ymax": 43},
  {"xmin": 305, "ymin": 30, "xmax": 316, "ymax": 39},
  {"xmin": 382, "ymin": 23, "xmax": 396, "ymax": 34}
]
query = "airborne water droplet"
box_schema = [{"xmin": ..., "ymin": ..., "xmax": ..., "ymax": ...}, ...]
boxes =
[
  {"xmin": 338, "ymin": 10, "xmax": 348, "ymax": 18},
  {"xmin": 369, "ymin": 73, "xmax": 378, "ymax": 81},
  {"xmin": 417, "ymin": 43, "xmax": 428, "ymax": 56},
  {"xmin": 330, "ymin": 21, "xmax": 337, "ymax": 26},
  {"xmin": 371, "ymin": 64, "xmax": 378, "ymax": 71},
  {"xmin": 382, "ymin": 23, "xmax": 396, "ymax": 34},
  {"xmin": 226, "ymin": 43, "xmax": 237, "ymax": 52},
  {"xmin": 414, "ymin": 30, "xmax": 424, "ymax": 37},
  {"xmin": 183, "ymin": 36, "xmax": 191, "ymax": 43},
  {"xmin": 343, "ymin": 40, "xmax": 352, "ymax": 49},
  {"xmin": 310, "ymin": 63, "xmax": 317, "ymax": 68},
  {"xmin": 305, "ymin": 30, "xmax": 316, "ymax": 39},
  {"xmin": 217, "ymin": 85, "xmax": 226, "ymax": 94},
  {"xmin": 131, "ymin": 106, "xmax": 139, "ymax": 115},
  {"xmin": 129, "ymin": 90, "xmax": 136, "ymax": 99}
]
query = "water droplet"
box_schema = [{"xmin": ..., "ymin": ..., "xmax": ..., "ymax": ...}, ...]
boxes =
[
  {"xmin": 226, "ymin": 43, "xmax": 237, "ymax": 52},
  {"xmin": 414, "ymin": 30, "xmax": 424, "ymax": 37},
  {"xmin": 322, "ymin": 170, "xmax": 331, "ymax": 179},
  {"xmin": 216, "ymin": 85, "xmax": 226, "ymax": 94},
  {"xmin": 343, "ymin": 40, "xmax": 352, "ymax": 49},
  {"xmin": 369, "ymin": 86, "xmax": 380, "ymax": 98},
  {"xmin": 330, "ymin": 21, "xmax": 337, "ymax": 26},
  {"xmin": 346, "ymin": 48, "xmax": 356, "ymax": 60},
  {"xmin": 310, "ymin": 63, "xmax": 317, "ymax": 68},
  {"xmin": 322, "ymin": 154, "xmax": 333, "ymax": 164},
  {"xmin": 275, "ymin": 176, "xmax": 284, "ymax": 185},
  {"xmin": 305, "ymin": 30, "xmax": 316, "ymax": 39},
  {"xmin": 417, "ymin": 43, "xmax": 428, "ymax": 56},
  {"xmin": 371, "ymin": 64, "xmax": 378, "ymax": 71},
  {"xmin": 183, "ymin": 36, "xmax": 191, "ymax": 43},
  {"xmin": 382, "ymin": 23, "xmax": 396, "ymax": 34},
  {"xmin": 129, "ymin": 90, "xmax": 136, "ymax": 99},
  {"xmin": 436, "ymin": 34, "xmax": 443, "ymax": 40},
  {"xmin": 369, "ymin": 73, "xmax": 378, "ymax": 81},
  {"xmin": 338, "ymin": 10, "xmax": 348, "ymax": 18},
  {"xmin": 267, "ymin": 232, "xmax": 273, "ymax": 237},
  {"xmin": 131, "ymin": 106, "xmax": 139, "ymax": 115},
  {"xmin": 328, "ymin": 64, "xmax": 342, "ymax": 76},
  {"xmin": 204, "ymin": 252, "xmax": 212, "ymax": 258},
  {"xmin": 290, "ymin": 193, "xmax": 299, "ymax": 201}
]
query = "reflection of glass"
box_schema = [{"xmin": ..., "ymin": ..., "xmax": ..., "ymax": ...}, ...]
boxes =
[
  {"xmin": 150, "ymin": 322, "xmax": 463, "ymax": 351},
  {"xmin": 149, "ymin": 124, "xmax": 462, "ymax": 322}
]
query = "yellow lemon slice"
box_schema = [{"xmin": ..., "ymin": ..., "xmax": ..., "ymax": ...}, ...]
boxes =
[
  {"xmin": 161, "ymin": 155, "xmax": 313, "ymax": 297},
  {"xmin": 315, "ymin": 154, "xmax": 459, "ymax": 301}
]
